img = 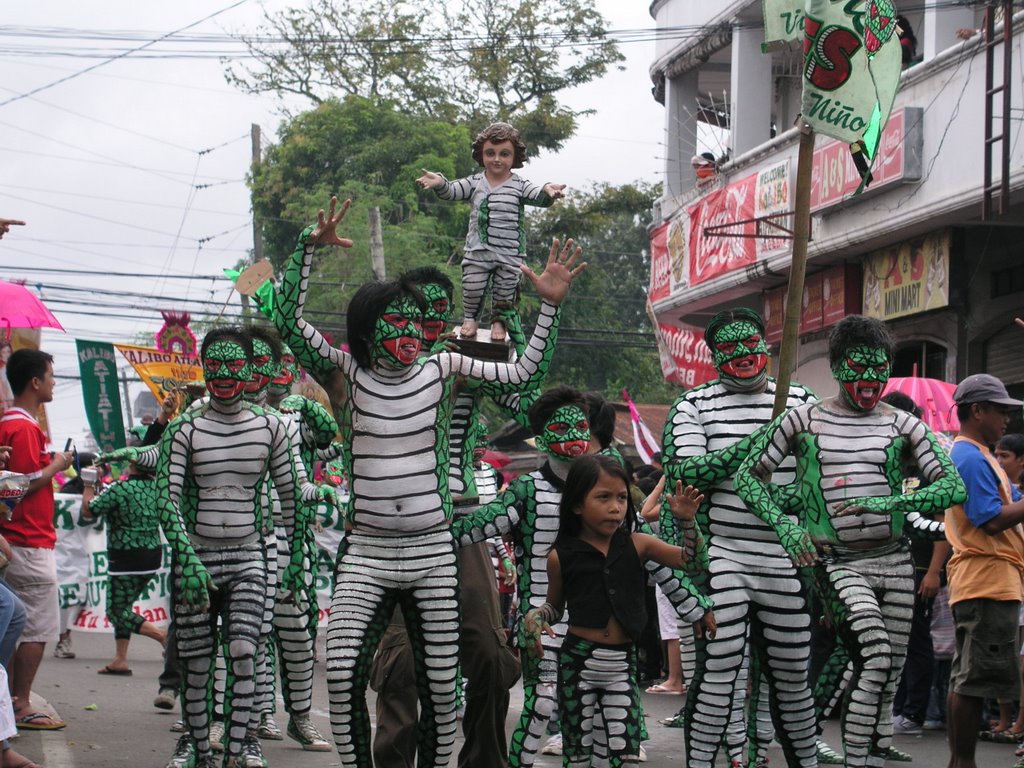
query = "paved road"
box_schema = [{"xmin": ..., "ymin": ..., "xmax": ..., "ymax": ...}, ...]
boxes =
[{"xmin": 17, "ymin": 630, "xmax": 1015, "ymax": 766}]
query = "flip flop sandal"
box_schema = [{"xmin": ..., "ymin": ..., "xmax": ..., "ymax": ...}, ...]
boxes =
[
  {"xmin": 645, "ymin": 684, "xmax": 684, "ymax": 694},
  {"xmin": 16, "ymin": 711, "xmax": 67, "ymax": 730},
  {"xmin": 97, "ymin": 666, "xmax": 133, "ymax": 676}
]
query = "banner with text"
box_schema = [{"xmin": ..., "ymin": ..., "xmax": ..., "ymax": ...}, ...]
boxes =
[
  {"xmin": 802, "ymin": 0, "xmax": 903, "ymax": 157},
  {"xmin": 647, "ymin": 302, "xmax": 717, "ymax": 389},
  {"xmin": 763, "ymin": 0, "xmax": 805, "ymax": 49},
  {"xmin": 649, "ymin": 221, "xmax": 671, "ymax": 303},
  {"xmin": 76, "ymin": 340, "xmax": 127, "ymax": 453},
  {"xmin": 114, "ymin": 343, "xmax": 203, "ymax": 405},
  {"xmin": 55, "ymin": 493, "xmax": 351, "ymax": 633},
  {"xmin": 862, "ymin": 230, "xmax": 950, "ymax": 321}
]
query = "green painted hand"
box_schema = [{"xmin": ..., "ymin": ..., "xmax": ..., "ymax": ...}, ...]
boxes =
[
  {"xmin": 776, "ymin": 518, "xmax": 818, "ymax": 567},
  {"xmin": 178, "ymin": 558, "xmax": 214, "ymax": 612}
]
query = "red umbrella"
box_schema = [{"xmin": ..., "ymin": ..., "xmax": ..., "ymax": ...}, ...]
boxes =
[
  {"xmin": 0, "ymin": 280, "xmax": 64, "ymax": 331},
  {"xmin": 882, "ymin": 376, "xmax": 959, "ymax": 433}
]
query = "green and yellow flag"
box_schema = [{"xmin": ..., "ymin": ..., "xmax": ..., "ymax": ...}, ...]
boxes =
[{"xmin": 801, "ymin": 0, "xmax": 902, "ymax": 163}]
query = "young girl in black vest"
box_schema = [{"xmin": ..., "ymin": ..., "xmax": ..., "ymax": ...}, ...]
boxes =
[{"xmin": 525, "ymin": 454, "xmax": 716, "ymax": 766}]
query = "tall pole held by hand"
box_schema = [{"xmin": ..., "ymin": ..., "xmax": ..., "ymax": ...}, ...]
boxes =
[{"xmin": 771, "ymin": 123, "xmax": 815, "ymax": 419}]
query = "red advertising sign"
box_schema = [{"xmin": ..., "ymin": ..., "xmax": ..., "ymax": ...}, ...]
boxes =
[
  {"xmin": 810, "ymin": 108, "xmax": 921, "ymax": 212},
  {"xmin": 822, "ymin": 267, "xmax": 850, "ymax": 326},
  {"xmin": 764, "ymin": 265, "xmax": 858, "ymax": 343},
  {"xmin": 649, "ymin": 221, "xmax": 671, "ymax": 303},
  {"xmin": 652, "ymin": 319, "xmax": 717, "ymax": 389},
  {"xmin": 802, "ymin": 274, "xmax": 823, "ymax": 333},
  {"xmin": 688, "ymin": 173, "xmax": 758, "ymax": 286}
]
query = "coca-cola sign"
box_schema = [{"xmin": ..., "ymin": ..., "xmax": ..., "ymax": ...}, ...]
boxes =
[
  {"xmin": 653, "ymin": 321, "xmax": 717, "ymax": 389},
  {"xmin": 810, "ymin": 107, "xmax": 923, "ymax": 212},
  {"xmin": 688, "ymin": 173, "xmax": 758, "ymax": 286}
]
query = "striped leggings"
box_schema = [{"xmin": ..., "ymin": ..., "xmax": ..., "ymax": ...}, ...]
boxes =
[
  {"xmin": 175, "ymin": 544, "xmax": 266, "ymax": 763},
  {"xmin": 558, "ymin": 633, "xmax": 641, "ymax": 768}
]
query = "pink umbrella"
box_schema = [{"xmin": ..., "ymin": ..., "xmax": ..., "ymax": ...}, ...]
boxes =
[
  {"xmin": 0, "ymin": 280, "xmax": 64, "ymax": 331},
  {"xmin": 882, "ymin": 376, "xmax": 959, "ymax": 433}
]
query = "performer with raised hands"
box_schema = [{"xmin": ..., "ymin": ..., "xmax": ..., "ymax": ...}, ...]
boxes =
[{"xmin": 272, "ymin": 196, "xmax": 585, "ymax": 768}]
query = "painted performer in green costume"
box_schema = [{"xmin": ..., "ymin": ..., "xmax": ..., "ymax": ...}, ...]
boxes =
[
  {"xmin": 659, "ymin": 307, "xmax": 818, "ymax": 768},
  {"xmin": 735, "ymin": 315, "xmax": 966, "ymax": 768},
  {"xmin": 157, "ymin": 328, "xmax": 306, "ymax": 768},
  {"xmin": 272, "ymin": 196, "xmax": 585, "ymax": 768},
  {"xmin": 81, "ymin": 462, "xmax": 167, "ymax": 674}
]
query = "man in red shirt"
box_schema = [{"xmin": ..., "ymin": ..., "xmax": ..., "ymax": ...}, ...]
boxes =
[{"xmin": 0, "ymin": 349, "xmax": 72, "ymax": 730}]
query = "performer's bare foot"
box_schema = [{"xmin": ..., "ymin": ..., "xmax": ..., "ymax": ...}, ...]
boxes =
[
  {"xmin": 460, "ymin": 320, "xmax": 478, "ymax": 339},
  {"xmin": 489, "ymin": 319, "xmax": 507, "ymax": 343}
]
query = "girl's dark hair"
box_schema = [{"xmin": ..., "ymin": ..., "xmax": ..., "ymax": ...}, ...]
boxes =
[
  {"xmin": 998, "ymin": 433, "xmax": 1024, "ymax": 457},
  {"xmin": 346, "ymin": 279, "xmax": 426, "ymax": 369},
  {"xmin": 200, "ymin": 327, "xmax": 252, "ymax": 361},
  {"xmin": 880, "ymin": 391, "xmax": 922, "ymax": 418},
  {"xmin": 471, "ymin": 122, "xmax": 527, "ymax": 169},
  {"xmin": 557, "ymin": 454, "xmax": 637, "ymax": 541},
  {"xmin": 827, "ymin": 315, "xmax": 894, "ymax": 369}
]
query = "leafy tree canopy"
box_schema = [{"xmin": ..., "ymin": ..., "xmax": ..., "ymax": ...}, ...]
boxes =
[{"xmin": 226, "ymin": 0, "xmax": 623, "ymax": 153}]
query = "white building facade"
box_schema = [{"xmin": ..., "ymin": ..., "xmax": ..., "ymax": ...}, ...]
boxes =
[{"xmin": 647, "ymin": 1, "xmax": 1024, "ymax": 400}]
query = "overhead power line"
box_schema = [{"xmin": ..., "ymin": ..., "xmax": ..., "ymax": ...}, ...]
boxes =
[{"xmin": 0, "ymin": 0, "xmax": 249, "ymax": 108}]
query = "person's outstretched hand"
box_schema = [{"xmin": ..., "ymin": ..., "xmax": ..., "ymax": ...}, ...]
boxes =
[
  {"xmin": 0, "ymin": 219, "xmax": 25, "ymax": 239},
  {"xmin": 521, "ymin": 238, "xmax": 586, "ymax": 307},
  {"xmin": 310, "ymin": 196, "xmax": 354, "ymax": 248}
]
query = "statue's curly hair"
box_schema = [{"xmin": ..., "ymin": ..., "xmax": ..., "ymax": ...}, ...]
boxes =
[{"xmin": 471, "ymin": 122, "xmax": 527, "ymax": 169}]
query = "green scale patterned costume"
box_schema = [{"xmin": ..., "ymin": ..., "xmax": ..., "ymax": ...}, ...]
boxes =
[{"xmin": 735, "ymin": 316, "xmax": 966, "ymax": 768}]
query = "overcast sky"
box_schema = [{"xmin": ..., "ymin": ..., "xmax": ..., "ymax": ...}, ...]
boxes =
[{"xmin": 1, "ymin": 1, "xmax": 668, "ymax": 447}]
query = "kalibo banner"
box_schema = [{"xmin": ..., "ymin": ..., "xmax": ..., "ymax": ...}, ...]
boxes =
[
  {"xmin": 55, "ymin": 493, "xmax": 349, "ymax": 633},
  {"xmin": 75, "ymin": 340, "xmax": 126, "ymax": 453},
  {"xmin": 114, "ymin": 343, "xmax": 203, "ymax": 405}
]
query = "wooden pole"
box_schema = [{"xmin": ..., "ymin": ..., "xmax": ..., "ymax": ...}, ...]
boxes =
[
  {"xmin": 771, "ymin": 123, "xmax": 815, "ymax": 419},
  {"xmin": 368, "ymin": 207, "xmax": 385, "ymax": 281},
  {"xmin": 243, "ymin": 123, "xmax": 262, "ymax": 316}
]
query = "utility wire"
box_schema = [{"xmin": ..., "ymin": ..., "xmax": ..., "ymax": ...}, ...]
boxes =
[{"xmin": 0, "ymin": 0, "xmax": 250, "ymax": 108}]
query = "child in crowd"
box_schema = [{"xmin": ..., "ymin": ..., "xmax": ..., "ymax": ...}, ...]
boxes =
[
  {"xmin": 417, "ymin": 122, "xmax": 565, "ymax": 342},
  {"xmin": 525, "ymin": 455, "xmax": 715, "ymax": 767}
]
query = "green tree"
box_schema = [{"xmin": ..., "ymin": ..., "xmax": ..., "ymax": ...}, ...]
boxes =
[
  {"xmin": 522, "ymin": 182, "xmax": 677, "ymax": 403},
  {"xmin": 226, "ymin": 0, "xmax": 622, "ymax": 153}
]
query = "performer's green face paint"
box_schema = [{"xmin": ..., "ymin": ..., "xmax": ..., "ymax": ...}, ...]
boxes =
[
  {"xmin": 833, "ymin": 345, "xmax": 891, "ymax": 411},
  {"xmin": 419, "ymin": 282, "xmax": 454, "ymax": 344},
  {"xmin": 244, "ymin": 338, "xmax": 277, "ymax": 396},
  {"xmin": 203, "ymin": 340, "xmax": 252, "ymax": 403},
  {"xmin": 371, "ymin": 297, "xmax": 423, "ymax": 367},
  {"xmin": 270, "ymin": 345, "xmax": 299, "ymax": 396},
  {"xmin": 538, "ymin": 405, "xmax": 590, "ymax": 462},
  {"xmin": 711, "ymin": 320, "xmax": 769, "ymax": 385},
  {"xmin": 471, "ymin": 418, "xmax": 489, "ymax": 464}
]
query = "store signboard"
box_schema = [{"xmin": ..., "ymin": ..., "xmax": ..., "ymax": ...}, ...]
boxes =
[
  {"xmin": 755, "ymin": 159, "xmax": 792, "ymax": 258},
  {"xmin": 862, "ymin": 229, "xmax": 951, "ymax": 321},
  {"xmin": 810, "ymin": 107, "xmax": 923, "ymax": 213},
  {"xmin": 764, "ymin": 264, "xmax": 861, "ymax": 343}
]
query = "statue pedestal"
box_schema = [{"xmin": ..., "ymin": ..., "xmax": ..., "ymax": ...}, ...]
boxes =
[{"xmin": 452, "ymin": 328, "xmax": 511, "ymax": 362}]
